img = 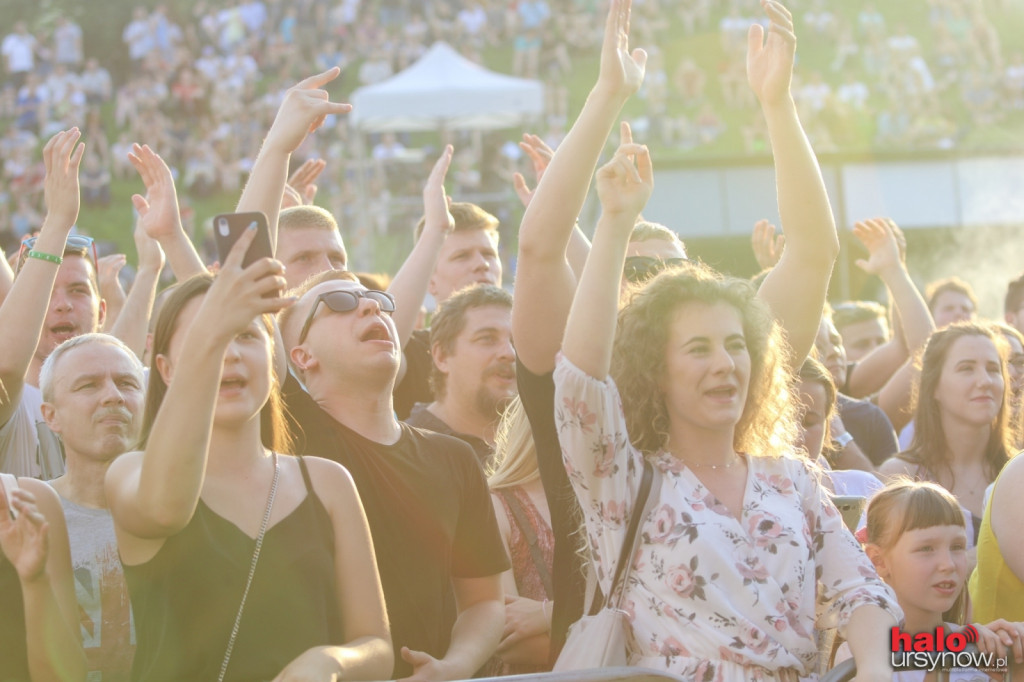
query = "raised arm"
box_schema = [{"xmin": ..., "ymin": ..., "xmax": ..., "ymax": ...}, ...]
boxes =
[
  {"xmin": 0, "ymin": 129, "xmax": 83, "ymax": 428},
  {"xmin": 127, "ymin": 144, "xmax": 204, "ymax": 281},
  {"xmin": 0, "ymin": 241, "xmax": 13, "ymax": 306},
  {"xmin": 387, "ymin": 146, "xmax": 454, "ymax": 348},
  {"xmin": 1, "ymin": 478, "xmax": 86, "ymax": 682},
  {"xmin": 107, "ymin": 216, "xmax": 165, "ymax": 358},
  {"xmin": 105, "ymin": 229, "xmax": 290, "ymax": 540},
  {"xmin": 235, "ymin": 68, "xmax": 351, "ymax": 251},
  {"xmin": 747, "ymin": 0, "xmax": 840, "ymax": 368},
  {"xmin": 849, "ymin": 218, "xmax": 934, "ymax": 429},
  {"xmin": 512, "ymin": 0, "xmax": 646, "ymax": 373},
  {"xmin": 562, "ymin": 135, "xmax": 652, "ymax": 380},
  {"xmin": 845, "ymin": 219, "xmax": 931, "ymax": 399},
  {"xmin": 280, "ymin": 158, "xmax": 326, "ymax": 210}
]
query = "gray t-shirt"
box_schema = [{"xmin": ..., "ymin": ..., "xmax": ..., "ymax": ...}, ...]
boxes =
[
  {"xmin": 0, "ymin": 385, "xmax": 64, "ymax": 479},
  {"xmin": 57, "ymin": 495, "xmax": 134, "ymax": 681}
]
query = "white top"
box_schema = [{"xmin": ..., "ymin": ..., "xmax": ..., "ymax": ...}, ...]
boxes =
[{"xmin": 554, "ymin": 355, "xmax": 902, "ymax": 680}]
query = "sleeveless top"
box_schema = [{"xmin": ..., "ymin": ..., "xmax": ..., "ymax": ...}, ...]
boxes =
[
  {"xmin": 969, "ymin": 468, "xmax": 1024, "ymax": 622},
  {"xmin": 123, "ymin": 457, "xmax": 343, "ymax": 682},
  {"xmin": 483, "ymin": 486, "xmax": 555, "ymax": 677},
  {"xmin": 0, "ymin": 555, "xmax": 30, "ymax": 682}
]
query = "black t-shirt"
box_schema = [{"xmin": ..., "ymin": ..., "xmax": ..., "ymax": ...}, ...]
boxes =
[
  {"xmin": 515, "ymin": 358, "xmax": 589, "ymax": 662},
  {"xmin": 394, "ymin": 329, "xmax": 433, "ymax": 420},
  {"xmin": 404, "ymin": 403, "xmax": 493, "ymax": 467},
  {"xmin": 837, "ymin": 393, "xmax": 899, "ymax": 466},
  {"xmin": 283, "ymin": 374, "xmax": 510, "ymax": 678}
]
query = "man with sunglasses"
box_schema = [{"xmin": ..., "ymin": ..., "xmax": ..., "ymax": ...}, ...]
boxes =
[{"xmin": 279, "ymin": 270, "xmax": 508, "ymax": 682}]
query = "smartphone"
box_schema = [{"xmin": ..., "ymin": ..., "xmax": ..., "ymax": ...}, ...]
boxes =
[
  {"xmin": 0, "ymin": 473, "xmax": 19, "ymax": 520},
  {"xmin": 213, "ymin": 211, "xmax": 273, "ymax": 269},
  {"xmin": 830, "ymin": 495, "xmax": 867, "ymax": 534}
]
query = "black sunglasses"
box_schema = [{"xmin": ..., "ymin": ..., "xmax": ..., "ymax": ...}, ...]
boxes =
[
  {"xmin": 623, "ymin": 256, "xmax": 688, "ymax": 284},
  {"xmin": 298, "ymin": 289, "xmax": 396, "ymax": 344}
]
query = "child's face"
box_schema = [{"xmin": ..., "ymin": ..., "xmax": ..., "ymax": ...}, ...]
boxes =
[{"xmin": 875, "ymin": 525, "xmax": 968, "ymax": 627}]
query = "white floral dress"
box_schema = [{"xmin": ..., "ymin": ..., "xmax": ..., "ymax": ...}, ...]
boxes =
[{"xmin": 553, "ymin": 355, "xmax": 902, "ymax": 681}]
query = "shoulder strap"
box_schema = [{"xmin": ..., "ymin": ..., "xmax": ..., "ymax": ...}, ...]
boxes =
[
  {"xmin": 296, "ymin": 455, "xmax": 314, "ymax": 493},
  {"xmin": 499, "ymin": 489, "xmax": 554, "ymax": 598},
  {"xmin": 606, "ymin": 459, "xmax": 659, "ymax": 610}
]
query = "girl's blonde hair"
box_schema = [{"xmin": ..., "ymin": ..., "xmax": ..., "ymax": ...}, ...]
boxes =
[
  {"xmin": 487, "ymin": 397, "xmax": 540, "ymax": 490},
  {"xmin": 612, "ymin": 262, "xmax": 796, "ymax": 457},
  {"xmin": 865, "ymin": 479, "xmax": 967, "ymax": 624}
]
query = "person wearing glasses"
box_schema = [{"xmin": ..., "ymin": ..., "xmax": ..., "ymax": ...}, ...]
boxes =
[
  {"xmin": 278, "ymin": 270, "xmax": 509, "ymax": 681},
  {"xmin": 405, "ymin": 284, "xmax": 516, "ymax": 466},
  {"xmin": 104, "ymin": 232, "xmax": 392, "ymax": 682}
]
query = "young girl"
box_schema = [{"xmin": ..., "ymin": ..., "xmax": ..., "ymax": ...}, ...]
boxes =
[{"xmin": 845, "ymin": 480, "xmax": 1024, "ymax": 679}]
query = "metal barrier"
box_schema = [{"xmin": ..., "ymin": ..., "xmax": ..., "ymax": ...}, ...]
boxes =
[{"xmin": 469, "ymin": 667, "xmax": 687, "ymax": 682}]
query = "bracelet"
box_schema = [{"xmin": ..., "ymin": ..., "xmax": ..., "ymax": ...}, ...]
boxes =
[{"xmin": 26, "ymin": 250, "xmax": 62, "ymax": 265}]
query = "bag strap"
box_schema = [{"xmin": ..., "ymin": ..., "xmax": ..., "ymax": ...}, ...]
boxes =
[
  {"xmin": 606, "ymin": 459, "xmax": 659, "ymax": 610},
  {"xmin": 499, "ymin": 489, "xmax": 554, "ymax": 598}
]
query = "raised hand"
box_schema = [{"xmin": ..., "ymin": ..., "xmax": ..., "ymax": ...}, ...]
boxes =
[
  {"xmin": 422, "ymin": 145, "xmax": 455, "ymax": 236},
  {"xmin": 596, "ymin": 0, "xmax": 647, "ymax": 101},
  {"xmin": 133, "ymin": 213, "xmax": 166, "ymax": 273},
  {"xmin": 595, "ymin": 122, "xmax": 653, "ymax": 220},
  {"xmin": 41, "ymin": 128, "xmax": 85, "ymax": 232},
  {"xmin": 0, "ymin": 484, "xmax": 49, "ymax": 583},
  {"xmin": 512, "ymin": 133, "xmax": 554, "ymax": 207},
  {"xmin": 747, "ymin": 0, "xmax": 797, "ymax": 108},
  {"xmin": 128, "ymin": 144, "xmax": 183, "ymax": 243},
  {"xmin": 266, "ymin": 68, "xmax": 352, "ymax": 155},
  {"xmin": 853, "ymin": 218, "xmax": 902, "ymax": 277},
  {"xmin": 751, "ymin": 218, "xmax": 785, "ymax": 269},
  {"xmin": 287, "ymin": 158, "xmax": 326, "ymax": 206},
  {"xmin": 195, "ymin": 227, "xmax": 292, "ymax": 343},
  {"xmin": 98, "ymin": 254, "xmax": 127, "ymax": 308}
]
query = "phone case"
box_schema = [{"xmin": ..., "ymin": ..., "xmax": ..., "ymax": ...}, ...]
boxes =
[{"xmin": 213, "ymin": 212, "xmax": 273, "ymax": 269}]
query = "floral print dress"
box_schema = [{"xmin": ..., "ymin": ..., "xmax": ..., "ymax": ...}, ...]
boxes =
[{"xmin": 553, "ymin": 355, "xmax": 902, "ymax": 681}]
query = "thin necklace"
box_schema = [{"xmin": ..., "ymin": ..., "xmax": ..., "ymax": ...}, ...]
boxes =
[{"xmin": 685, "ymin": 454, "xmax": 742, "ymax": 470}]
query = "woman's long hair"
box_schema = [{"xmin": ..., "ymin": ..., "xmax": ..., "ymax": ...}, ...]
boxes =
[
  {"xmin": 138, "ymin": 274, "xmax": 293, "ymax": 453},
  {"xmin": 902, "ymin": 323, "xmax": 1012, "ymax": 484},
  {"xmin": 611, "ymin": 263, "xmax": 796, "ymax": 457},
  {"xmin": 488, "ymin": 397, "xmax": 540, "ymax": 490}
]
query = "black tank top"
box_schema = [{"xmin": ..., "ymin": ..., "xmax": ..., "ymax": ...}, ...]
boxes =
[
  {"xmin": 123, "ymin": 457, "xmax": 343, "ymax": 682},
  {"xmin": 0, "ymin": 555, "xmax": 30, "ymax": 682}
]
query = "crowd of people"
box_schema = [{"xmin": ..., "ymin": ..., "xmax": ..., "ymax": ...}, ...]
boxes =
[
  {"xmin": 4, "ymin": 0, "xmax": 1024, "ymax": 681},
  {"xmin": 3, "ymin": 0, "xmax": 1024, "ymax": 257}
]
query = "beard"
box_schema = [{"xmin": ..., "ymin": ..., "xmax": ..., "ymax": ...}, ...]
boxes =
[{"xmin": 474, "ymin": 371, "xmax": 517, "ymax": 417}]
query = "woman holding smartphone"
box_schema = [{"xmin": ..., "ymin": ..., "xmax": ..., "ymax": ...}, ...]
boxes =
[{"xmin": 105, "ymin": 228, "xmax": 392, "ymax": 681}]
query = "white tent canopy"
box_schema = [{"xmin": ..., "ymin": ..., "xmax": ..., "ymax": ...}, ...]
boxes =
[{"xmin": 350, "ymin": 42, "xmax": 544, "ymax": 132}]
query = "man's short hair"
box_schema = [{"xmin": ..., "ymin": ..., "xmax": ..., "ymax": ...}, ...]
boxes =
[
  {"xmin": 429, "ymin": 284, "xmax": 512, "ymax": 400},
  {"xmin": 414, "ymin": 202, "xmax": 499, "ymax": 242},
  {"xmin": 278, "ymin": 269, "xmax": 359, "ymax": 348},
  {"xmin": 279, "ymin": 205, "xmax": 339, "ymax": 233},
  {"xmin": 628, "ymin": 221, "xmax": 682, "ymax": 245},
  {"xmin": 925, "ymin": 276, "xmax": 977, "ymax": 313},
  {"xmin": 1006, "ymin": 272, "xmax": 1024, "ymax": 314},
  {"xmin": 832, "ymin": 300, "xmax": 889, "ymax": 332},
  {"xmin": 40, "ymin": 333, "xmax": 143, "ymax": 403}
]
